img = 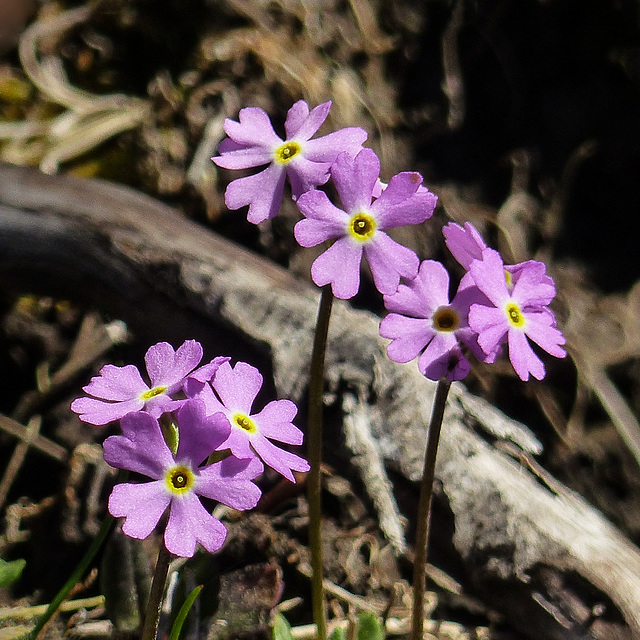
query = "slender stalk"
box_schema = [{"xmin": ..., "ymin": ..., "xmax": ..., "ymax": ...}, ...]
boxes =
[
  {"xmin": 141, "ymin": 543, "xmax": 173, "ymax": 640},
  {"xmin": 411, "ymin": 377, "xmax": 451, "ymax": 640},
  {"xmin": 307, "ymin": 285, "xmax": 333, "ymax": 640},
  {"xmin": 29, "ymin": 514, "xmax": 114, "ymax": 640}
]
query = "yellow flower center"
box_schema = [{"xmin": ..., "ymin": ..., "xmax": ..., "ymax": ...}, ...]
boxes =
[
  {"xmin": 505, "ymin": 302, "xmax": 525, "ymax": 328},
  {"xmin": 274, "ymin": 141, "xmax": 301, "ymax": 164},
  {"xmin": 348, "ymin": 212, "xmax": 377, "ymax": 242},
  {"xmin": 140, "ymin": 385, "xmax": 168, "ymax": 400},
  {"xmin": 232, "ymin": 412, "xmax": 258, "ymax": 434},
  {"xmin": 165, "ymin": 465, "xmax": 195, "ymax": 495},
  {"xmin": 433, "ymin": 306, "xmax": 459, "ymax": 332}
]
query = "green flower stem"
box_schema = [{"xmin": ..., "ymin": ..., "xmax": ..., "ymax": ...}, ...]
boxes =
[
  {"xmin": 141, "ymin": 543, "xmax": 173, "ymax": 640},
  {"xmin": 307, "ymin": 285, "xmax": 333, "ymax": 640},
  {"xmin": 28, "ymin": 514, "xmax": 114, "ymax": 640},
  {"xmin": 412, "ymin": 377, "xmax": 451, "ymax": 640}
]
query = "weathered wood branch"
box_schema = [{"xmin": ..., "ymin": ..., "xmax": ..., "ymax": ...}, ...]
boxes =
[{"xmin": 1, "ymin": 163, "xmax": 639, "ymax": 640}]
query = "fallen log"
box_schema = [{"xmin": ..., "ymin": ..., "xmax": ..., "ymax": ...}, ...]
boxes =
[{"xmin": 1, "ymin": 162, "xmax": 639, "ymax": 640}]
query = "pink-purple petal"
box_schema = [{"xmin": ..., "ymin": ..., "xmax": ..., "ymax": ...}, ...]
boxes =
[
  {"xmin": 196, "ymin": 456, "xmax": 264, "ymax": 509},
  {"xmin": 103, "ymin": 411, "xmax": 174, "ymax": 477},
  {"xmin": 508, "ymin": 329, "xmax": 545, "ymax": 381},
  {"xmin": 219, "ymin": 427, "xmax": 255, "ymax": 459},
  {"xmin": 383, "ymin": 264, "xmax": 450, "ymax": 318},
  {"xmin": 225, "ymin": 164, "xmax": 286, "ymax": 224},
  {"xmin": 331, "ymin": 149, "xmax": 379, "ymax": 213},
  {"xmin": 284, "ymin": 100, "xmax": 310, "ymax": 138},
  {"xmin": 442, "ymin": 221, "xmax": 487, "ymax": 269},
  {"xmin": 212, "ymin": 361, "xmax": 263, "ymax": 414},
  {"xmin": 212, "ymin": 147, "xmax": 274, "ymax": 170},
  {"xmin": 294, "ymin": 192, "xmax": 348, "ymax": 247},
  {"xmin": 417, "ymin": 332, "xmax": 459, "ymax": 376},
  {"xmin": 522, "ymin": 312, "xmax": 567, "ymax": 358},
  {"xmin": 469, "ymin": 304, "xmax": 508, "ymax": 354},
  {"xmin": 382, "ymin": 281, "xmax": 427, "ymax": 318},
  {"xmin": 175, "ymin": 400, "xmax": 231, "ymax": 467},
  {"xmin": 364, "ymin": 232, "xmax": 419, "ymax": 295},
  {"xmin": 510, "ymin": 263, "xmax": 556, "ymax": 308},
  {"xmin": 291, "ymin": 101, "xmax": 331, "ymax": 141},
  {"xmin": 373, "ymin": 171, "xmax": 422, "ymax": 206},
  {"xmin": 250, "ymin": 435, "xmax": 309, "ymax": 482},
  {"xmin": 380, "ymin": 315, "xmax": 435, "ymax": 364},
  {"xmin": 144, "ymin": 396, "xmax": 185, "ymax": 419},
  {"xmin": 71, "ymin": 396, "xmax": 144, "ymax": 426},
  {"xmin": 146, "ymin": 340, "xmax": 204, "ymax": 388},
  {"xmin": 303, "ymin": 127, "xmax": 368, "ymax": 162},
  {"xmin": 223, "ymin": 107, "xmax": 281, "ymax": 148},
  {"xmin": 108, "ymin": 481, "xmax": 170, "ymax": 540},
  {"xmin": 252, "ymin": 399, "xmax": 302, "ymax": 444},
  {"xmin": 164, "ymin": 493, "xmax": 227, "ymax": 557},
  {"xmin": 310, "ymin": 237, "xmax": 363, "ymax": 299},
  {"xmin": 82, "ymin": 364, "xmax": 147, "ymax": 401},
  {"xmin": 187, "ymin": 379, "xmax": 226, "ymax": 413},
  {"xmin": 468, "ymin": 249, "xmax": 510, "ymax": 307},
  {"xmin": 372, "ymin": 189, "xmax": 437, "ymax": 229},
  {"xmin": 188, "ymin": 356, "xmax": 231, "ymax": 384},
  {"xmin": 287, "ymin": 156, "xmax": 332, "ymax": 198}
]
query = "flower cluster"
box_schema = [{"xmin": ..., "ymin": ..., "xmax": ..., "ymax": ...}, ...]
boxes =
[
  {"xmin": 381, "ymin": 222, "xmax": 566, "ymax": 381},
  {"xmin": 72, "ymin": 340, "xmax": 309, "ymax": 557},
  {"xmin": 212, "ymin": 100, "xmax": 438, "ymax": 299},
  {"xmin": 213, "ymin": 99, "xmax": 566, "ymax": 381}
]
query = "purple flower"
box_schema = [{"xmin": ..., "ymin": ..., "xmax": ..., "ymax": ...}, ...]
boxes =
[
  {"xmin": 468, "ymin": 248, "xmax": 566, "ymax": 381},
  {"xmin": 103, "ymin": 399, "xmax": 263, "ymax": 557},
  {"xmin": 380, "ymin": 260, "xmax": 490, "ymax": 381},
  {"xmin": 212, "ymin": 100, "xmax": 368, "ymax": 224},
  {"xmin": 294, "ymin": 148, "xmax": 438, "ymax": 299},
  {"xmin": 71, "ymin": 340, "xmax": 228, "ymax": 425},
  {"xmin": 188, "ymin": 361, "xmax": 309, "ymax": 483}
]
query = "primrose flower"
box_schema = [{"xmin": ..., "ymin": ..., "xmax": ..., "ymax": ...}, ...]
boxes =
[
  {"xmin": 294, "ymin": 148, "xmax": 438, "ymax": 299},
  {"xmin": 468, "ymin": 248, "xmax": 566, "ymax": 381},
  {"xmin": 71, "ymin": 340, "xmax": 228, "ymax": 425},
  {"xmin": 188, "ymin": 360, "xmax": 309, "ymax": 482},
  {"xmin": 103, "ymin": 399, "xmax": 263, "ymax": 557},
  {"xmin": 380, "ymin": 260, "xmax": 490, "ymax": 381},
  {"xmin": 212, "ymin": 100, "xmax": 368, "ymax": 224}
]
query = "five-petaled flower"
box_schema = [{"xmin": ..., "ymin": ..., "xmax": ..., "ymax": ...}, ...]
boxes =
[
  {"xmin": 71, "ymin": 340, "xmax": 228, "ymax": 425},
  {"xmin": 380, "ymin": 260, "xmax": 490, "ymax": 381},
  {"xmin": 187, "ymin": 360, "xmax": 309, "ymax": 482},
  {"xmin": 103, "ymin": 399, "xmax": 263, "ymax": 557},
  {"xmin": 294, "ymin": 148, "xmax": 438, "ymax": 299},
  {"xmin": 212, "ymin": 100, "xmax": 368, "ymax": 224},
  {"xmin": 468, "ymin": 248, "xmax": 566, "ymax": 381}
]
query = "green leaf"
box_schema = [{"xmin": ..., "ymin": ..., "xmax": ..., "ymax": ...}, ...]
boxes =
[
  {"xmin": 272, "ymin": 613, "xmax": 295, "ymax": 640},
  {"xmin": 0, "ymin": 558, "xmax": 26, "ymax": 588},
  {"xmin": 356, "ymin": 612, "xmax": 385, "ymax": 640},
  {"xmin": 169, "ymin": 584, "xmax": 203, "ymax": 640}
]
